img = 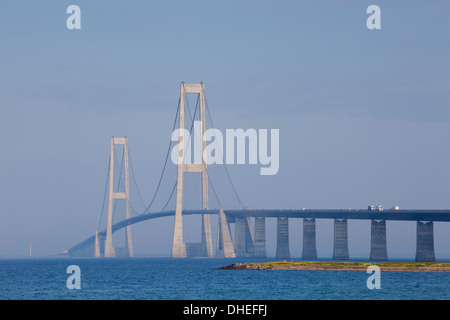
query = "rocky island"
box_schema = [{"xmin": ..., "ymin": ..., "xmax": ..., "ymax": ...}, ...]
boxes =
[{"xmin": 217, "ymin": 261, "xmax": 450, "ymax": 272}]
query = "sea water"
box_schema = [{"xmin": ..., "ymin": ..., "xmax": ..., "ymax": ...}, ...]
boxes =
[{"xmin": 0, "ymin": 258, "xmax": 449, "ymax": 300}]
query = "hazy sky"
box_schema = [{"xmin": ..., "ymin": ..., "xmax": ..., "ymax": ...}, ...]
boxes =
[{"xmin": 0, "ymin": 1, "xmax": 449, "ymax": 258}]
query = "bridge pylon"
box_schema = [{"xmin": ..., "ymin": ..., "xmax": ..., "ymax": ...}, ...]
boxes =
[
  {"xmin": 172, "ymin": 82, "xmax": 213, "ymax": 258},
  {"xmin": 104, "ymin": 137, "xmax": 133, "ymax": 258}
]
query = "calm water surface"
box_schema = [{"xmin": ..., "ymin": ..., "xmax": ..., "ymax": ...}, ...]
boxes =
[{"xmin": 0, "ymin": 258, "xmax": 449, "ymax": 300}]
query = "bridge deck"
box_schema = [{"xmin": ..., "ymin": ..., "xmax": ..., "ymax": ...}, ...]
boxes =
[
  {"xmin": 224, "ymin": 209, "xmax": 450, "ymax": 221},
  {"xmin": 67, "ymin": 208, "xmax": 450, "ymax": 254}
]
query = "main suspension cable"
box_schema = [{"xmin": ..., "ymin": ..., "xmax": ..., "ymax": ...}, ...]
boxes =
[{"xmin": 97, "ymin": 156, "xmax": 110, "ymax": 231}]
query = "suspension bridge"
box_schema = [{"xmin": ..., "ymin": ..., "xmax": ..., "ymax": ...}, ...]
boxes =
[{"xmin": 67, "ymin": 82, "xmax": 450, "ymax": 262}]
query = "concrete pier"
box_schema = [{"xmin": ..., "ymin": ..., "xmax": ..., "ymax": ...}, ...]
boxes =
[
  {"xmin": 370, "ymin": 220, "xmax": 388, "ymax": 261},
  {"xmin": 416, "ymin": 221, "xmax": 435, "ymax": 262},
  {"xmin": 302, "ymin": 218, "xmax": 317, "ymax": 260},
  {"xmin": 254, "ymin": 217, "xmax": 267, "ymax": 258},
  {"xmin": 235, "ymin": 217, "xmax": 254, "ymax": 258},
  {"xmin": 235, "ymin": 217, "xmax": 247, "ymax": 258},
  {"xmin": 276, "ymin": 217, "xmax": 290, "ymax": 259},
  {"xmin": 246, "ymin": 218, "xmax": 255, "ymax": 257},
  {"xmin": 94, "ymin": 231, "xmax": 100, "ymax": 258},
  {"xmin": 216, "ymin": 208, "xmax": 236, "ymax": 258},
  {"xmin": 185, "ymin": 243, "xmax": 202, "ymax": 257},
  {"xmin": 333, "ymin": 218, "xmax": 349, "ymax": 260},
  {"xmin": 201, "ymin": 214, "xmax": 213, "ymax": 257}
]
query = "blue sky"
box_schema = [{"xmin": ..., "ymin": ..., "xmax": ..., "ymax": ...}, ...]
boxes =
[{"xmin": 0, "ymin": 1, "xmax": 449, "ymax": 258}]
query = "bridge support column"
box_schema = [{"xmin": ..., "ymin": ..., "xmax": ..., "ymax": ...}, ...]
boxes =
[
  {"xmin": 416, "ymin": 221, "xmax": 435, "ymax": 262},
  {"xmin": 333, "ymin": 218, "xmax": 349, "ymax": 260},
  {"xmin": 235, "ymin": 217, "xmax": 255, "ymax": 258},
  {"xmin": 216, "ymin": 208, "xmax": 236, "ymax": 258},
  {"xmin": 83, "ymin": 243, "xmax": 90, "ymax": 257},
  {"xmin": 246, "ymin": 218, "xmax": 255, "ymax": 257},
  {"xmin": 276, "ymin": 217, "xmax": 290, "ymax": 259},
  {"xmin": 201, "ymin": 214, "xmax": 213, "ymax": 257},
  {"xmin": 370, "ymin": 220, "xmax": 388, "ymax": 261},
  {"xmin": 235, "ymin": 217, "xmax": 246, "ymax": 257},
  {"xmin": 94, "ymin": 231, "xmax": 101, "ymax": 258},
  {"xmin": 172, "ymin": 201, "xmax": 187, "ymax": 258},
  {"xmin": 302, "ymin": 218, "xmax": 317, "ymax": 260},
  {"xmin": 254, "ymin": 217, "xmax": 267, "ymax": 258},
  {"xmin": 88, "ymin": 242, "xmax": 94, "ymax": 257}
]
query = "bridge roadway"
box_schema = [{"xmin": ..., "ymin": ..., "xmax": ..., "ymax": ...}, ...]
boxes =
[{"xmin": 68, "ymin": 208, "xmax": 450, "ymax": 255}]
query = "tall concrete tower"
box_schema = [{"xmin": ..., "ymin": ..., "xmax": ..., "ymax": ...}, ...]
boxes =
[
  {"xmin": 172, "ymin": 82, "xmax": 213, "ymax": 258},
  {"xmin": 104, "ymin": 137, "xmax": 133, "ymax": 258}
]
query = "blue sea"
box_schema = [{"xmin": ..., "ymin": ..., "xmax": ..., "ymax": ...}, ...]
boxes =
[{"xmin": 0, "ymin": 258, "xmax": 449, "ymax": 300}]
